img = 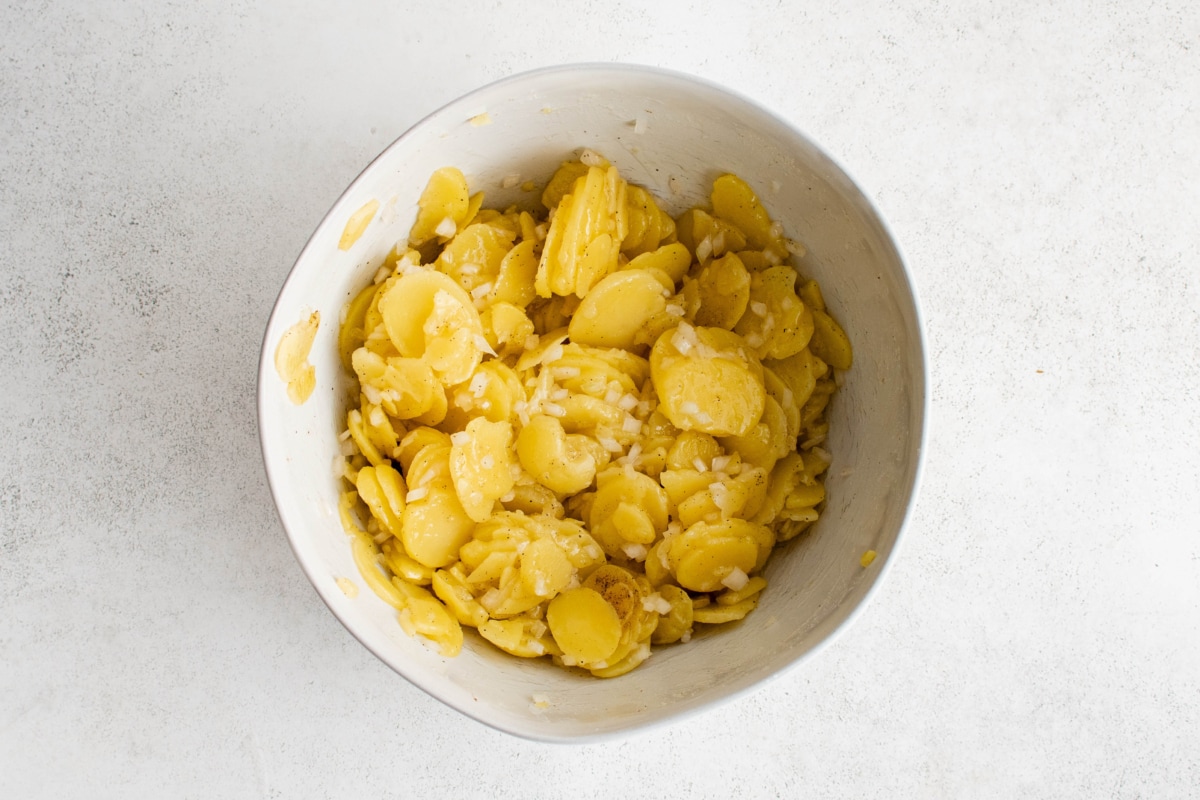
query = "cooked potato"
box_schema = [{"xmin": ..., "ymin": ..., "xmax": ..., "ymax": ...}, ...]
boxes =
[{"xmin": 326, "ymin": 158, "xmax": 850, "ymax": 673}]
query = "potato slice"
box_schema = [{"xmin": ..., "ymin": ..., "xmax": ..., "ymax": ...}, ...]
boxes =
[
  {"xmin": 809, "ymin": 307, "xmax": 854, "ymax": 370},
  {"xmin": 351, "ymin": 348, "xmax": 439, "ymax": 420},
  {"xmin": 520, "ymin": 536, "xmax": 575, "ymax": 599},
  {"xmin": 479, "ymin": 617, "xmax": 555, "ymax": 659},
  {"xmin": 589, "ymin": 468, "xmax": 669, "ymax": 558},
  {"xmin": 397, "ymin": 591, "xmax": 464, "ymax": 657},
  {"xmin": 408, "ymin": 166, "xmax": 471, "ymax": 245},
  {"xmin": 541, "ymin": 160, "xmax": 590, "ymax": 212},
  {"xmin": 480, "ymin": 302, "xmax": 534, "ymax": 358},
  {"xmin": 651, "ymin": 585, "xmax": 694, "ymax": 644},
  {"xmin": 434, "ymin": 222, "xmax": 514, "ymax": 293},
  {"xmin": 515, "ymin": 414, "xmax": 598, "ymax": 495},
  {"xmin": 547, "ymin": 587, "xmax": 622, "ymax": 664},
  {"xmin": 535, "ymin": 165, "xmax": 628, "ymax": 298},
  {"xmin": 432, "ymin": 568, "xmax": 489, "ymax": 628},
  {"xmin": 692, "ymin": 594, "xmax": 758, "ymax": 625},
  {"xmin": 649, "ymin": 323, "xmax": 765, "ymax": 437},
  {"xmin": 626, "ymin": 241, "xmax": 692, "ymax": 284},
  {"xmin": 694, "ymin": 252, "xmax": 751, "ymax": 330},
  {"xmin": 665, "ymin": 519, "xmax": 769, "ymax": 592},
  {"xmin": 338, "ymin": 282, "xmax": 379, "ymax": 370},
  {"xmin": 733, "ymin": 266, "xmax": 813, "ymax": 360},
  {"xmin": 719, "ymin": 395, "xmax": 791, "ymax": 475},
  {"xmin": 490, "ymin": 238, "xmax": 539, "ymax": 309},
  {"xmin": 567, "ymin": 268, "xmax": 670, "ymax": 350},
  {"xmin": 449, "ymin": 417, "xmax": 516, "ymax": 523},
  {"xmin": 622, "ymin": 184, "xmax": 673, "ymax": 257},
  {"xmin": 401, "ymin": 445, "xmax": 476, "ymax": 569},
  {"xmin": 377, "ymin": 269, "xmax": 485, "ymax": 386},
  {"xmin": 355, "ymin": 463, "xmax": 407, "ymax": 536},
  {"xmin": 710, "ymin": 173, "xmax": 779, "ymax": 251}
]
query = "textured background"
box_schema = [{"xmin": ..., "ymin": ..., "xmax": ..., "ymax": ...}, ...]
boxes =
[{"xmin": 2, "ymin": 1, "xmax": 1198, "ymax": 797}]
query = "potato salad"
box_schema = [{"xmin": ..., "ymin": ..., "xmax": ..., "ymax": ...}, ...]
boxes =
[{"xmin": 332, "ymin": 154, "xmax": 851, "ymax": 677}]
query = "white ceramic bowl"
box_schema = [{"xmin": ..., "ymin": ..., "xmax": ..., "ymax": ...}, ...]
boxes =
[{"xmin": 258, "ymin": 64, "xmax": 926, "ymax": 742}]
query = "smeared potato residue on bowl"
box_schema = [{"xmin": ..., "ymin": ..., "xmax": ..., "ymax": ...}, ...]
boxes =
[
  {"xmin": 274, "ymin": 309, "xmax": 321, "ymax": 404},
  {"xmin": 332, "ymin": 153, "xmax": 851, "ymax": 677}
]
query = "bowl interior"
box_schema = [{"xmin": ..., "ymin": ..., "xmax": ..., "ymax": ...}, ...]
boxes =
[{"xmin": 258, "ymin": 65, "xmax": 925, "ymax": 742}]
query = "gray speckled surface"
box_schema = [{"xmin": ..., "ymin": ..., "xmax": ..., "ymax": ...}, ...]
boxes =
[{"xmin": 2, "ymin": 1, "xmax": 1198, "ymax": 796}]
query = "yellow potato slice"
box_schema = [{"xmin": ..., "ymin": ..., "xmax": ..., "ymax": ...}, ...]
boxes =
[
  {"xmin": 710, "ymin": 173, "xmax": 777, "ymax": 251},
  {"xmin": 694, "ymin": 252, "xmax": 750, "ymax": 330},
  {"xmin": 432, "ymin": 568, "xmax": 489, "ymax": 628},
  {"xmin": 535, "ymin": 165, "xmax": 628, "ymax": 298},
  {"xmin": 447, "ymin": 360, "xmax": 516, "ymax": 425},
  {"xmin": 622, "ymin": 184, "xmax": 673, "ymax": 257},
  {"xmin": 351, "ymin": 348, "xmax": 438, "ymax": 420},
  {"xmin": 490, "ymin": 238, "xmax": 539, "ymax": 309},
  {"xmin": 626, "ymin": 241, "xmax": 693, "ymax": 285},
  {"xmin": 797, "ymin": 278, "xmax": 826, "ymax": 311},
  {"xmin": 567, "ymin": 269, "xmax": 670, "ymax": 350},
  {"xmin": 395, "ymin": 427, "xmax": 451, "ymax": 473},
  {"xmin": 540, "ymin": 160, "xmax": 590, "ymax": 212},
  {"xmin": 515, "ymin": 414, "xmax": 598, "ymax": 495},
  {"xmin": 449, "ymin": 417, "xmax": 516, "ymax": 522},
  {"xmin": 764, "ymin": 347, "xmax": 823, "ymax": 414},
  {"xmin": 719, "ymin": 395, "xmax": 791, "ymax": 475},
  {"xmin": 666, "ymin": 524, "xmax": 760, "ymax": 593},
  {"xmin": 560, "ymin": 342, "xmax": 650, "ymax": 387},
  {"xmin": 674, "ymin": 207, "xmax": 747, "ymax": 258},
  {"xmin": 716, "ymin": 575, "xmax": 768, "ymax": 606},
  {"xmin": 401, "ymin": 484, "xmax": 476, "ymax": 569},
  {"xmin": 479, "ymin": 617, "xmax": 554, "ymax": 659},
  {"xmin": 582, "ymin": 564, "xmax": 645, "ymax": 629},
  {"xmin": 650, "ymin": 585, "xmax": 694, "ymax": 644},
  {"xmin": 809, "ymin": 307, "xmax": 854, "ymax": 370},
  {"xmin": 519, "ymin": 536, "xmax": 575, "ymax": 599},
  {"xmin": 382, "ymin": 543, "xmax": 434, "ymax": 585},
  {"xmin": 397, "ymin": 592, "xmax": 464, "ymax": 657},
  {"xmin": 665, "ymin": 431, "xmax": 723, "ymax": 471},
  {"xmin": 480, "ymin": 302, "xmax": 534, "ymax": 358},
  {"xmin": 763, "ymin": 366, "xmax": 802, "ymax": 445},
  {"xmin": 358, "ymin": 399, "xmax": 401, "ymax": 458},
  {"xmin": 408, "ymin": 167, "xmax": 471, "ymax": 245},
  {"xmin": 434, "ymin": 222, "xmax": 514, "ymax": 293},
  {"xmin": 649, "ymin": 323, "xmax": 766, "ymax": 437},
  {"xmin": 658, "ymin": 468, "xmax": 714, "ymax": 508},
  {"xmin": 338, "ymin": 282, "xmax": 379, "ymax": 370},
  {"xmin": 355, "ymin": 463, "xmax": 407, "ymax": 536},
  {"xmin": 693, "ymin": 594, "xmax": 758, "ymax": 625},
  {"xmin": 589, "ymin": 468, "xmax": 669, "ymax": 558},
  {"xmin": 547, "ymin": 587, "xmax": 623, "ymax": 664},
  {"xmin": 733, "ymin": 266, "xmax": 813, "ymax": 360},
  {"xmin": 376, "ymin": 269, "xmax": 485, "ymax": 386}
]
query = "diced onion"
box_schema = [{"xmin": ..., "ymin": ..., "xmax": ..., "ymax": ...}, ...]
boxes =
[{"xmin": 721, "ymin": 567, "xmax": 750, "ymax": 591}]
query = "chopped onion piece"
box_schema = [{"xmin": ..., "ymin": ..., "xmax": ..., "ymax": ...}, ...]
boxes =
[{"xmin": 721, "ymin": 567, "xmax": 750, "ymax": 591}]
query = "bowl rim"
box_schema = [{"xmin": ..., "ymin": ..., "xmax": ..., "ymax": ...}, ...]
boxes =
[{"xmin": 256, "ymin": 61, "xmax": 930, "ymax": 743}]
